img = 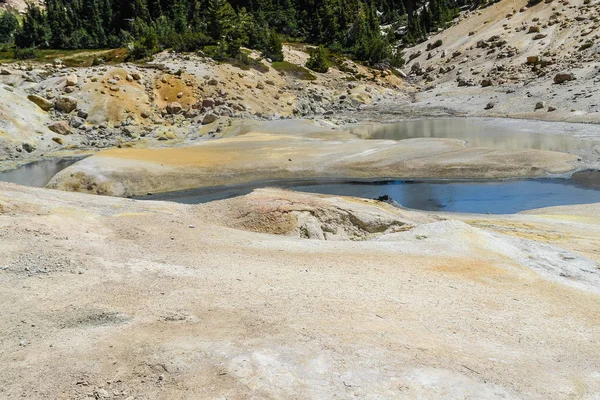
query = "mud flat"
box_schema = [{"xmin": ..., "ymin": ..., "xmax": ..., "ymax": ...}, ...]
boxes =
[
  {"xmin": 46, "ymin": 132, "xmax": 580, "ymax": 197},
  {"xmin": 1, "ymin": 182, "xmax": 599, "ymax": 398}
]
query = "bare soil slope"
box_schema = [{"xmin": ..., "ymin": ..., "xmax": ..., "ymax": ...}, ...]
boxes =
[{"xmin": 405, "ymin": 0, "xmax": 600, "ymax": 122}]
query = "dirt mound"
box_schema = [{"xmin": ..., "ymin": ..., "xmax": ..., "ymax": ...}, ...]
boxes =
[{"xmin": 202, "ymin": 188, "xmax": 431, "ymax": 240}]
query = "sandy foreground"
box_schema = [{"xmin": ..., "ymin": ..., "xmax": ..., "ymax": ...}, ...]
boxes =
[{"xmin": 1, "ymin": 182, "xmax": 599, "ymax": 399}]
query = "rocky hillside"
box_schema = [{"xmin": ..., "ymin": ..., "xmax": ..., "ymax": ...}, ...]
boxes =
[
  {"xmin": 0, "ymin": 47, "xmax": 408, "ymax": 169},
  {"xmin": 405, "ymin": 0, "xmax": 600, "ymax": 121},
  {"xmin": 0, "ymin": 0, "xmax": 37, "ymax": 12}
]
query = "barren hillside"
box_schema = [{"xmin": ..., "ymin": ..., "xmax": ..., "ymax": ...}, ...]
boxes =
[{"xmin": 405, "ymin": 0, "xmax": 600, "ymax": 121}]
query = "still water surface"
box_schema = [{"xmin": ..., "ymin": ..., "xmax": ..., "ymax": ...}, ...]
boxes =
[{"xmin": 140, "ymin": 173, "xmax": 600, "ymax": 214}]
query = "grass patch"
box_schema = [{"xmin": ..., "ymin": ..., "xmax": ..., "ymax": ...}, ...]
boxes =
[
  {"xmin": 0, "ymin": 47, "xmax": 128, "ymax": 66},
  {"xmin": 271, "ymin": 61, "xmax": 316, "ymax": 80}
]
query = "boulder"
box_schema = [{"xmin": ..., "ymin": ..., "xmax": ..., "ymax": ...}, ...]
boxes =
[
  {"xmin": 48, "ymin": 121, "xmax": 71, "ymax": 135},
  {"xmin": 481, "ymin": 78, "xmax": 493, "ymax": 87},
  {"xmin": 554, "ymin": 72, "xmax": 575, "ymax": 84},
  {"xmin": 528, "ymin": 26, "xmax": 541, "ymax": 33},
  {"xmin": 484, "ymin": 102, "xmax": 495, "ymax": 110},
  {"xmin": 535, "ymin": 101, "xmax": 546, "ymax": 110},
  {"xmin": 54, "ymin": 96, "xmax": 78, "ymax": 113},
  {"xmin": 27, "ymin": 94, "xmax": 53, "ymax": 111},
  {"xmin": 527, "ymin": 56, "xmax": 539, "ymax": 65}
]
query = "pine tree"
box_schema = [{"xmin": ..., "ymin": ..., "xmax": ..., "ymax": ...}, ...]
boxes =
[
  {"xmin": 15, "ymin": 3, "xmax": 50, "ymax": 48},
  {"xmin": 208, "ymin": 0, "xmax": 236, "ymax": 41},
  {"xmin": 82, "ymin": 0, "xmax": 107, "ymax": 47},
  {"xmin": 172, "ymin": 0, "xmax": 188, "ymax": 33},
  {"xmin": 0, "ymin": 11, "xmax": 19, "ymax": 43},
  {"xmin": 262, "ymin": 29, "xmax": 283, "ymax": 61},
  {"xmin": 149, "ymin": 0, "xmax": 163, "ymax": 20}
]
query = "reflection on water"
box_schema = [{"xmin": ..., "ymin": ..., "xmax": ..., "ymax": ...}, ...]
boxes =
[
  {"xmin": 140, "ymin": 174, "xmax": 600, "ymax": 214},
  {"xmin": 350, "ymin": 119, "xmax": 595, "ymax": 152},
  {"xmin": 0, "ymin": 158, "xmax": 81, "ymax": 187}
]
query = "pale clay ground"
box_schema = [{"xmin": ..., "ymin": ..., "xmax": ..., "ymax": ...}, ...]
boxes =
[
  {"xmin": 1, "ymin": 184, "xmax": 600, "ymax": 399},
  {"xmin": 1, "ymin": 0, "xmax": 600, "ymax": 398}
]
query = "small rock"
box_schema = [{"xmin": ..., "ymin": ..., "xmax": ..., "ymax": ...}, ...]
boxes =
[
  {"xmin": 48, "ymin": 121, "xmax": 71, "ymax": 135},
  {"xmin": 70, "ymin": 116, "xmax": 85, "ymax": 128},
  {"xmin": 65, "ymin": 74, "xmax": 78, "ymax": 86},
  {"xmin": 55, "ymin": 96, "xmax": 78, "ymax": 113},
  {"xmin": 535, "ymin": 101, "xmax": 546, "ymax": 110},
  {"xmin": 22, "ymin": 142, "xmax": 36, "ymax": 153},
  {"xmin": 94, "ymin": 388, "xmax": 110, "ymax": 399},
  {"xmin": 202, "ymin": 113, "xmax": 219, "ymax": 125},
  {"xmin": 484, "ymin": 102, "xmax": 495, "ymax": 110},
  {"xmin": 202, "ymin": 98, "xmax": 215, "ymax": 108},
  {"xmin": 554, "ymin": 72, "xmax": 575, "ymax": 84},
  {"xmin": 27, "ymin": 94, "xmax": 53, "ymax": 111},
  {"xmin": 52, "ymin": 137, "xmax": 64, "ymax": 145},
  {"xmin": 166, "ymin": 102, "xmax": 183, "ymax": 115}
]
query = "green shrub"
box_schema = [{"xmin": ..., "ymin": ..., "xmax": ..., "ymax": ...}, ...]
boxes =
[
  {"xmin": 579, "ymin": 41, "xmax": 593, "ymax": 51},
  {"xmin": 127, "ymin": 28, "xmax": 159, "ymax": 61},
  {"xmin": 426, "ymin": 39, "xmax": 443, "ymax": 50},
  {"xmin": 174, "ymin": 31, "xmax": 211, "ymax": 53},
  {"xmin": 272, "ymin": 61, "xmax": 316, "ymax": 80},
  {"xmin": 13, "ymin": 47, "xmax": 38, "ymax": 60},
  {"xmin": 305, "ymin": 45, "xmax": 329, "ymax": 73}
]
